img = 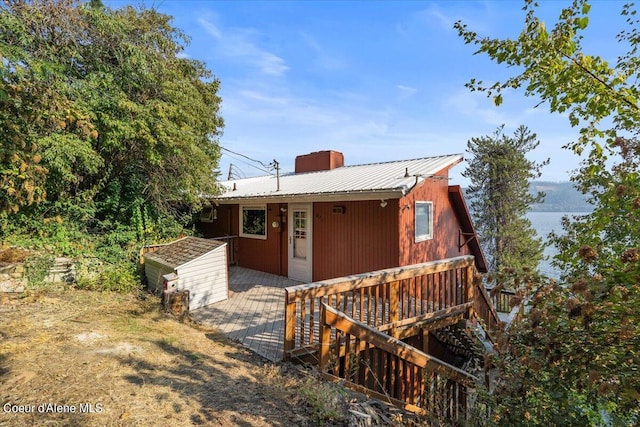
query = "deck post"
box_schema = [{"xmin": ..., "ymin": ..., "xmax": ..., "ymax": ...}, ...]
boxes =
[
  {"xmin": 319, "ymin": 303, "xmax": 331, "ymax": 369},
  {"xmin": 465, "ymin": 264, "xmax": 475, "ymax": 321},
  {"xmin": 284, "ymin": 290, "xmax": 296, "ymax": 360},
  {"xmin": 389, "ymin": 281, "xmax": 400, "ymax": 338}
]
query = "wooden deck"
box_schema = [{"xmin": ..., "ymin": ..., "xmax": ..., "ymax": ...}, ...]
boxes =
[
  {"xmin": 190, "ymin": 267, "xmax": 301, "ymax": 362},
  {"xmin": 190, "ymin": 258, "xmax": 511, "ymax": 421}
]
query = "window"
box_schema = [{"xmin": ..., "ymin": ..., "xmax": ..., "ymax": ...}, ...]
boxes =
[
  {"xmin": 240, "ymin": 205, "xmax": 267, "ymax": 239},
  {"xmin": 415, "ymin": 201, "xmax": 433, "ymax": 242},
  {"xmin": 293, "ymin": 210, "xmax": 308, "ymax": 259}
]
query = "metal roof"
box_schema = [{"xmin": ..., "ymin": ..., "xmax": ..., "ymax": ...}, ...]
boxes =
[
  {"xmin": 144, "ymin": 236, "xmax": 226, "ymax": 269},
  {"xmin": 212, "ymin": 154, "xmax": 463, "ymax": 203}
]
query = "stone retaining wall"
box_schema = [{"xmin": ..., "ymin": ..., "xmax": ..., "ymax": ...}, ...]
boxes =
[
  {"xmin": 0, "ymin": 263, "xmax": 26, "ymax": 292},
  {"xmin": 0, "ymin": 258, "xmax": 77, "ymax": 293}
]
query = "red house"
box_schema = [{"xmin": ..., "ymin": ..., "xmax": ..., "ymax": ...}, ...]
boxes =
[{"xmin": 200, "ymin": 150, "xmax": 486, "ymax": 282}]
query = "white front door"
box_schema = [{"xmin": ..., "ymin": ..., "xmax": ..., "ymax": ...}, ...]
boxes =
[{"xmin": 288, "ymin": 204, "xmax": 313, "ymax": 282}]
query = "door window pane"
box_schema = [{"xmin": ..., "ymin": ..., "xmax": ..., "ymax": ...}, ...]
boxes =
[{"xmin": 293, "ymin": 210, "xmax": 307, "ymax": 259}]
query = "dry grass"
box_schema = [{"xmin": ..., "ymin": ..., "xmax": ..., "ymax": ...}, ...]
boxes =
[
  {"xmin": 0, "ymin": 247, "xmax": 30, "ymax": 264},
  {"xmin": 0, "ymin": 287, "xmax": 348, "ymax": 426}
]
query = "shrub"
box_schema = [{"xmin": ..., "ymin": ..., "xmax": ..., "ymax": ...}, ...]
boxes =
[
  {"xmin": 299, "ymin": 378, "xmax": 347, "ymax": 424},
  {"xmin": 75, "ymin": 263, "xmax": 140, "ymax": 293},
  {"xmin": 24, "ymin": 254, "xmax": 54, "ymax": 287}
]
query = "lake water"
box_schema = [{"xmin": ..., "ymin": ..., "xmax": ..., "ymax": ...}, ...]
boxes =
[{"xmin": 526, "ymin": 211, "xmax": 586, "ymax": 278}]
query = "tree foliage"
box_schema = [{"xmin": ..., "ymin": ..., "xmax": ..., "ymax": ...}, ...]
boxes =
[
  {"xmin": 0, "ymin": 0, "xmax": 224, "ymax": 287},
  {"xmin": 0, "ymin": 0, "xmax": 223, "ymax": 228},
  {"xmin": 456, "ymin": 0, "xmax": 640, "ymax": 424},
  {"xmin": 463, "ymin": 125, "xmax": 547, "ymax": 275}
]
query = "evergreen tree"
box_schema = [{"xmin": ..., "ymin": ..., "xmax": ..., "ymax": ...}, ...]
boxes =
[{"xmin": 463, "ymin": 125, "xmax": 548, "ymax": 274}]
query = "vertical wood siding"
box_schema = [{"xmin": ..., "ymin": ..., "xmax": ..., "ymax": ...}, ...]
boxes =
[
  {"xmin": 398, "ymin": 171, "xmax": 473, "ymax": 266},
  {"xmin": 201, "ymin": 171, "xmax": 476, "ymax": 282},
  {"xmin": 313, "ymin": 200, "xmax": 399, "ymax": 281},
  {"xmin": 236, "ymin": 203, "xmax": 287, "ymax": 276},
  {"xmin": 199, "ymin": 205, "xmax": 236, "ymax": 237},
  {"xmin": 201, "ymin": 203, "xmax": 287, "ymax": 276}
]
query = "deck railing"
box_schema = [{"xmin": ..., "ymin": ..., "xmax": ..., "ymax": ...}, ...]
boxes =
[
  {"xmin": 487, "ymin": 287, "xmax": 516, "ymax": 313},
  {"xmin": 138, "ymin": 243, "xmax": 171, "ymax": 273},
  {"xmin": 473, "ymin": 281, "xmax": 502, "ymax": 334},
  {"xmin": 139, "ymin": 236, "xmax": 238, "ymax": 272},
  {"xmin": 210, "ymin": 235, "xmax": 238, "ymax": 266},
  {"xmin": 284, "ymin": 256, "xmax": 477, "ymax": 362},
  {"xmin": 319, "ymin": 303, "xmax": 478, "ymax": 419}
]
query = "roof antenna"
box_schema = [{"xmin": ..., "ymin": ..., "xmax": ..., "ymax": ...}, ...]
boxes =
[{"xmin": 227, "ymin": 163, "xmax": 246, "ymax": 180}]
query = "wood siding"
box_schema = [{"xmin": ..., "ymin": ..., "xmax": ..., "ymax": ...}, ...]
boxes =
[
  {"xmin": 312, "ymin": 200, "xmax": 398, "ymax": 281},
  {"xmin": 201, "ymin": 174, "xmax": 477, "ymax": 282},
  {"xmin": 201, "ymin": 203, "xmax": 287, "ymax": 277},
  {"xmin": 398, "ymin": 171, "xmax": 473, "ymax": 266},
  {"xmin": 199, "ymin": 205, "xmax": 236, "ymax": 237},
  {"xmin": 176, "ymin": 246, "xmax": 228, "ymax": 310}
]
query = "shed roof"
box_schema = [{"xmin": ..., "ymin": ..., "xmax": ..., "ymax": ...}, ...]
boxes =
[
  {"xmin": 144, "ymin": 236, "xmax": 226, "ymax": 269},
  {"xmin": 212, "ymin": 154, "xmax": 463, "ymax": 203}
]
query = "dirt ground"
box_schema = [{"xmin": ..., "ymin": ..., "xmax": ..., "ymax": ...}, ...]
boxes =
[{"xmin": 0, "ymin": 286, "xmax": 354, "ymax": 427}]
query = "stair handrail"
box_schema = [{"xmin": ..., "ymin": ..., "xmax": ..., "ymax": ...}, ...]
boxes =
[
  {"xmin": 319, "ymin": 303, "xmax": 478, "ymax": 385},
  {"xmin": 319, "ymin": 303, "xmax": 479, "ymax": 416},
  {"xmin": 473, "ymin": 277, "xmax": 502, "ymax": 335}
]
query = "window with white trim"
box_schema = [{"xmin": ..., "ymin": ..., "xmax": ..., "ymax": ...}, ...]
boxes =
[
  {"xmin": 415, "ymin": 201, "xmax": 433, "ymax": 242},
  {"xmin": 240, "ymin": 205, "xmax": 267, "ymax": 239}
]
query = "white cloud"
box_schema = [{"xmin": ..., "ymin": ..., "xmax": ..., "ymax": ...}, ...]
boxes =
[
  {"xmin": 237, "ymin": 90, "xmax": 290, "ymax": 106},
  {"xmin": 423, "ymin": 4, "xmax": 455, "ymax": 30},
  {"xmin": 217, "ymin": 82, "xmax": 579, "ymax": 184},
  {"xmin": 396, "ymin": 85, "xmax": 418, "ymax": 99},
  {"xmin": 445, "ymin": 89, "xmax": 516, "ymax": 127},
  {"xmin": 199, "ymin": 19, "xmax": 222, "ymax": 39},
  {"xmin": 405, "ymin": 2, "xmax": 495, "ymax": 36},
  {"xmin": 300, "ymin": 33, "xmax": 346, "ymax": 71},
  {"xmin": 218, "ymin": 84, "xmax": 471, "ymax": 175},
  {"xmin": 198, "ymin": 16, "xmax": 289, "ymax": 77}
]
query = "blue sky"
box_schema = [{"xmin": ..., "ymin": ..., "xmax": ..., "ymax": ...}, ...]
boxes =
[{"xmin": 107, "ymin": 1, "xmax": 626, "ymax": 185}]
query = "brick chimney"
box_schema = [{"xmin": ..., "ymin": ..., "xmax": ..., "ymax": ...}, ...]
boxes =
[{"xmin": 295, "ymin": 150, "xmax": 344, "ymax": 173}]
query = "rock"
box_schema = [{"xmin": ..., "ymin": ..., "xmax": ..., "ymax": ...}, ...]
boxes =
[
  {"xmin": 347, "ymin": 399, "xmax": 412, "ymax": 426},
  {"xmin": 0, "ymin": 278, "xmax": 25, "ymax": 293},
  {"xmin": 348, "ymin": 409, "xmax": 372, "ymax": 427}
]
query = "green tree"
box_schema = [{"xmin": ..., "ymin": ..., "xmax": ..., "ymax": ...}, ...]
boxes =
[
  {"xmin": 0, "ymin": 0, "xmax": 223, "ymax": 230},
  {"xmin": 456, "ymin": 1, "xmax": 640, "ymax": 424},
  {"xmin": 464, "ymin": 125, "xmax": 547, "ymax": 275},
  {"xmin": 0, "ymin": 0, "xmax": 80, "ymax": 215}
]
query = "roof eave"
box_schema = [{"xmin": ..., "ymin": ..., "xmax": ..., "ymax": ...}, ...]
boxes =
[{"xmin": 209, "ymin": 188, "xmax": 408, "ymax": 205}]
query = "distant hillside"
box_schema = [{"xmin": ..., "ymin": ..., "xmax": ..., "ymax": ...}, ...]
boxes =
[
  {"xmin": 463, "ymin": 181, "xmax": 591, "ymax": 212},
  {"xmin": 530, "ymin": 181, "xmax": 591, "ymax": 212}
]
